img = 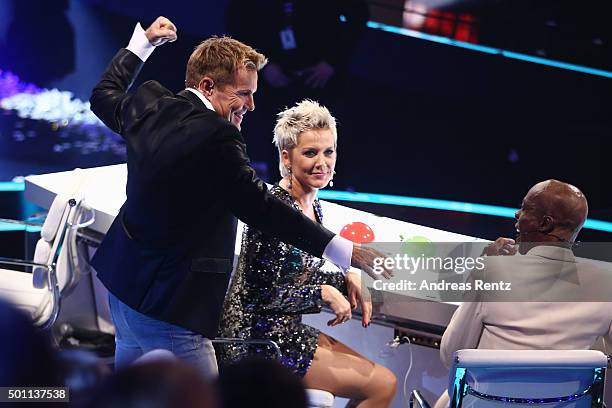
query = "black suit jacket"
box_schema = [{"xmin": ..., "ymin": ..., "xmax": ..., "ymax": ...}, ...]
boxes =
[{"xmin": 90, "ymin": 49, "xmax": 335, "ymax": 337}]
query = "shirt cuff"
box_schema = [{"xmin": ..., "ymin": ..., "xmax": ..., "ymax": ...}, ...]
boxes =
[
  {"xmin": 126, "ymin": 23, "xmax": 156, "ymax": 62},
  {"xmin": 323, "ymin": 235, "xmax": 357, "ymax": 276}
]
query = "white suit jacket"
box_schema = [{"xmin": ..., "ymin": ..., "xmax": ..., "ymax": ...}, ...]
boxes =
[{"xmin": 440, "ymin": 245, "xmax": 612, "ymax": 368}]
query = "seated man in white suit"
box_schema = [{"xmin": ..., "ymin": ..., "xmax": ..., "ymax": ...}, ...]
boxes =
[{"xmin": 436, "ymin": 179, "xmax": 612, "ymax": 407}]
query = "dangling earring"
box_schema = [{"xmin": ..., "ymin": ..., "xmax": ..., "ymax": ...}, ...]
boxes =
[
  {"xmin": 287, "ymin": 167, "xmax": 292, "ymax": 190},
  {"xmin": 328, "ymin": 171, "xmax": 336, "ymax": 188}
]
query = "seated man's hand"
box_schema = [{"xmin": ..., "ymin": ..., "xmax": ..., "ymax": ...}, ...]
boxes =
[
  {"xmin": 351, "ymin": 243, "xmax": 393, "ymax": 280},
  {"xmin": 482, "ymin": 237, "xmax": 516, "ymax": 256},
  {"xmin": 145, "ymin": 16, "xmax": 178, "ymax": 46},
  {"xmin": 345, "ymin": 272, "xmax": 372, "ymax": 328}
]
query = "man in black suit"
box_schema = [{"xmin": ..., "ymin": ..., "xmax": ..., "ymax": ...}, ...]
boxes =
[{"xmin": 90, "ymin": 16, "xmax": 387, "ymax": 377}]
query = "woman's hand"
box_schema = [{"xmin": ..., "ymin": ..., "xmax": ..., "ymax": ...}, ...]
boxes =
[
  {"xmin": 321, "ymin": 285, "xmax": 351, "ymax": 326},
  {"xmin": 345, "ymin": 272, "xmax": 372, "ymax": 328}
]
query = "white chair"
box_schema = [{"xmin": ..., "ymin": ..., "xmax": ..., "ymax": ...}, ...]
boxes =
[
  {"xmin": 411, "ymin": 349, "xmax": 607, "ymax": 408},
  {"xmin": 0, "ymin": 167, "xmax": 97, "ymax": 331},
  {"xmin": 306, "ymin": 389, "xmax": 335, "ymax": 408},
  {"xmin": 0, "ymin": 195, "xmax": 76, "ymax": 328}
]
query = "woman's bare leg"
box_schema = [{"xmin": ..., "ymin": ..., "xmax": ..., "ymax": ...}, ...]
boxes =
[{"xmin": 303, "ymin": 333, "xmax": 397, "ymax": 408}]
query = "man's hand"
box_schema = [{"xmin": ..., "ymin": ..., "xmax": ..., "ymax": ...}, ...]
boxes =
[
  {"xmin": 482, "ymin": 237, "xmax": 517, "ymax": 256},
  {"xmin": 351, "ymin": 243, "xmax": 393, "ymax": 280},
  {"xmin": 345, "ymin": 273, "xmax": 372, "ymax": 328},
  {"xmin": 145, "ymin": 16, "xmax": 177, "ymax": 47}
]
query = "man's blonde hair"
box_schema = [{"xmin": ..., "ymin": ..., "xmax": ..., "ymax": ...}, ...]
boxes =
[
  {"xmin": 185, "ymin": 36, "xmax": 267, "ymax": 89},
  {"xmin": 273, "ymin": 99, "xmax": 338, "ymax": 177}
]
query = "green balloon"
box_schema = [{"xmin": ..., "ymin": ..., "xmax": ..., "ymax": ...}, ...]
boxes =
[{"xmin": 400, "ymin": 235, "xmax": 436, "ymax": 258}]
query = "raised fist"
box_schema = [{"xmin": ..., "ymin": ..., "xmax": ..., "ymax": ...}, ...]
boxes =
[{"xmin": 145, "ymin": 16, "xmax": 177, "ymax": 47}]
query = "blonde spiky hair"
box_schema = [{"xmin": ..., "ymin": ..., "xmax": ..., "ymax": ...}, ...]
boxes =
[{"xmin": 273, "ymin": 99, "xmax": 338, "ymax": 177}]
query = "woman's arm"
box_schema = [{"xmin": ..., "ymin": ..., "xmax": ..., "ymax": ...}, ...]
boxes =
[
  {"xmin": 240, "ymin": 227, "xmax": 324, "ymax": 315},
  {"xmin": 308, "ymin": 269, "xmax": 347, "ymax": 295}
]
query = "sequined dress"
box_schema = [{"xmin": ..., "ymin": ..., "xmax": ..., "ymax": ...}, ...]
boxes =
[{"xmin": 217, "ymin": 185, "xmax": 346, "ymax": 377}]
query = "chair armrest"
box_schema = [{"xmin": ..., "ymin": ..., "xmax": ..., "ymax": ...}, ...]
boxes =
[
  {"xmin": 0, "ymin": 256, "xmax": 50, "ymax": 269},
  {"xmin": 67, "ymin": 204, "xmax": 96, "ymax": 230},
  {"xmin": 211, "ymin": 337, "xmax": 282, "ymax": 360},
  {"xmin": 410, "ymin": 390, "xmax": 432, "ymax": 408}
]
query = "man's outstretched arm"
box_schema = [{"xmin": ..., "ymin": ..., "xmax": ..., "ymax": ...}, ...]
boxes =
[
  {"xmin": 90, "ymin": 17, "xmax": 177, "ymax": 134},
  {"xmin": 212, "ymin": 129, "xmax": 392, "ymax": 283}
]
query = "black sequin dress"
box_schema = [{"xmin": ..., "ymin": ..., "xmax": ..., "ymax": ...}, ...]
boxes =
[{"xmin": 216, "ymin": 185, "xmax": 346, "ymax": 377}]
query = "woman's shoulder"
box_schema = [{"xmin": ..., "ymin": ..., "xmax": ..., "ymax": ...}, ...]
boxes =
[{"xmin": 270, "ymin": 184, "xmax": 292, "ymax": 203}]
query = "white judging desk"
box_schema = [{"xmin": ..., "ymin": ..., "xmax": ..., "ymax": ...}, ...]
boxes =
[
  {"xmin": 26, "ymin": 164, "xmax": 128, "ymax": 235},
  {"xmin": 25, "ymin": 164, "xmax": 479, "ymax": 333}
]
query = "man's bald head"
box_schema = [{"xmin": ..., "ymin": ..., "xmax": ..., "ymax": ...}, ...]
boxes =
[
  {"xmin": 515, "ymin": 180, "xmax": 588, "ymax": 251},
  {"xmin": 529, "ymin": 180, "xmax": 588, "ymax": 234}
]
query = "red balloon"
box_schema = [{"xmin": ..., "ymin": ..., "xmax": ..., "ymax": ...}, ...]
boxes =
[{"xmin": 339, "ymin": 222, "xmax": 375, "ymax": 243}]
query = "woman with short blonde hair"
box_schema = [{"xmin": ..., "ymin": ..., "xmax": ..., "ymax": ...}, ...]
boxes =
[{"xmin": 219, "ymin": 99, "xmax": 397, "ymax": 407}]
